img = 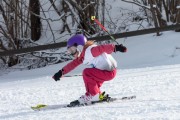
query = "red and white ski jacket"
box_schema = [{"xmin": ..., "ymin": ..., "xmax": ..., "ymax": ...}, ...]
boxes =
[{"xmin": 63, "ymin": 44, "xmax": 117, "ymax": 75}]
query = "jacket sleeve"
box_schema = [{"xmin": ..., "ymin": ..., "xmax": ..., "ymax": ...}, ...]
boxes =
[
  {"xmin": 62, "ymin": 58, "xmax": 82, "ymax": 75},
  {"xmin": 91, "ymin": 44, "xmax": 115, "ymax": 57}
]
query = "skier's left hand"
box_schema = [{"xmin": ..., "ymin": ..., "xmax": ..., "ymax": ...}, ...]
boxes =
[
  {"xmin": 114, "ymin": 44, "xmax": 127, "ymax": 53},
  {"xmin": 52, "ymin": 69, "xmax": 63, "ymax": 81}
]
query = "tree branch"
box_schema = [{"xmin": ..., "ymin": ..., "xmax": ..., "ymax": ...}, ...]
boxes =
[{"xmin": 121, "ymin": 0, "xmax": 150, "ymax": 10}]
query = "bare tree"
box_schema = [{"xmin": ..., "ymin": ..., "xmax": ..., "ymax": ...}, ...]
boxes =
[
  {"xmin": 49, "ymin": 0, "xmax": 71, "ymax": 34},
  {"xmin": 58, "ymin": 0, "xmax": 105, "ymax": 36},
  {"xmin": 0, "ymin": 0, "xmax": 33, "ymax": 67},
  {"xmin": 149, "ymin": 0, "xmax": 160, "ymax": 36}
]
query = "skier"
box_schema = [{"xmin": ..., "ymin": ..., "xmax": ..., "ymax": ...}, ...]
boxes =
[{"xmin": 52, "ymin": 34, "xmax": 127, "ymax": 105}]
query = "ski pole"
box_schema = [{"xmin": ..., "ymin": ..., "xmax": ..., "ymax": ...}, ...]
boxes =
[
  {"xmin": 64, "ymin": 74, "xmax": 82, "ymax": 77},
  {"xmin": 91, "ymin": 16, "xmax": 119, "ymax": 45}
]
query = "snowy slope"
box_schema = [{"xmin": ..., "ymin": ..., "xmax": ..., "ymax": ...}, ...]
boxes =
[
  {"xmin": 0, "ymin": 31, "xmax": 180, "ymax": 120},
  {"xmin": 0, "ymin": 64, "xmax": 180, "ymax": 120}
]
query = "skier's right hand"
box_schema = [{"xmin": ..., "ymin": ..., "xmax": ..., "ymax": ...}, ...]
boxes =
[{"xmin": 52, "ymin": 69, "xmax": 63, "ymax": 81}]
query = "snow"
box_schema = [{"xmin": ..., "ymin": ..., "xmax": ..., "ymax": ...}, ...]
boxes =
[
  {"xmin": 0, "ymin": 31, "xmax": 180, "ymax": 120},
  {"xmin": 177, "ymin": 6, "xmax": 180, "ymax": 9},
  {"xmin": 1, "ymin": 0, "xmax": 180, "ymax": 120}
]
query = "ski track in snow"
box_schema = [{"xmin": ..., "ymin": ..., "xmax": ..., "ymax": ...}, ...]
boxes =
[{"xmin": 0, "ymin": 64, "xmax": 180, "ymax": 120}]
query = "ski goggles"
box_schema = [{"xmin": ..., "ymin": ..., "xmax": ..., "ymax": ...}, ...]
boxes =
[{"xmin": 67, "ymin": 46, "xmax": 78, "ymax": 56}]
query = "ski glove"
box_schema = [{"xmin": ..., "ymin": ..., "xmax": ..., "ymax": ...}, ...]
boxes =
[
  {"xmin": 52, "ymin": 69, "xmax": 63, "ymax": 81},
  {"xmin": 114, "ymin": 44, "xmax": 127, "ymax": 52}
]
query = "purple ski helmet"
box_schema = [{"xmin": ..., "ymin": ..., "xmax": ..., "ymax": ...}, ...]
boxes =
[{"xmin": 67, "ymin": 34, "xmax": 87, "ymax": 48}]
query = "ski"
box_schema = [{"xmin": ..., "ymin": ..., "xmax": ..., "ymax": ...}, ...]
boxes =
[
  {"xmin": 67, "ymin": 95, "xmax": 136, "ymax": 107},
  {"xmin": 31, "ymin": 95, "xmax": 136, "ymax": 111}
]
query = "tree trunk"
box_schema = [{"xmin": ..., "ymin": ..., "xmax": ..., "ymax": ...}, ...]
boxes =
[
  {"xmin": 29, "ymin": 0, "xmax": 41, "ymax": 41},
  {"xmin": 162, "ymin": 0, "xmax": 169, "ymax": 22},
  {"xmin": 149, "ymin": 0, "xmax": 160, "ymax": 36},
  {"xmin": 175, "ymin": 0, "xmax": 180, "ymax": 32}
]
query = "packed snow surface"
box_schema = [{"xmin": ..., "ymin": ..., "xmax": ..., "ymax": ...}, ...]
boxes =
[
  {"xmin": 0, "ymin": 31, "xmax": 180, "ymax": 120},
  {"xmin": 0, "ymin": 64, "xmax": 180, "ymax": 120}
]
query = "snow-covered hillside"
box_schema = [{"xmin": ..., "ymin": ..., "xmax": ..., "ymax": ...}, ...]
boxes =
[
  {"xmin": 0, "ymin": 31, "xmax": 180, "ymax": 120},
  {"xmin": 1, "ymin": 0, "xmax": 180, "ymax": 119}
]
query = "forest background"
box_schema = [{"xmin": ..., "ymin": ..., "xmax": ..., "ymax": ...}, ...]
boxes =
[{"xmin": 0, "ymin": 0, "xmax": 180, "ymax": 70}]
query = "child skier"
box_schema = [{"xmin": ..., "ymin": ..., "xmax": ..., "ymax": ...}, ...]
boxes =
[{"xmin": 52, "ymin": 34, "xmax": 127, "ymax": 104}]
